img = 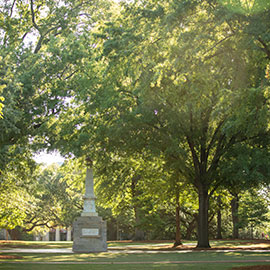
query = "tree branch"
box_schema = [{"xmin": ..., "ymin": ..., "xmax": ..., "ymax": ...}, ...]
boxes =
[
  {"xmin": 206, "ymin": 119, "xmax": 225, "ymax": 159},
  {"xmin": 9, "ymin": 0, "xmax": 17, "ymax": 17},
  {"xmin": 204, "ymin": 33, "xmax": 234, "ymax": 57},
  {"xmin": 187, "ymin": 135, "xmax": 200, "ymax": 178},
  {"xmin": 30, "ymin": 0, "xmax": 41, "ymax": 33},
  {"xmin": 257, "ymin": 37, "xmax": 270, "ymax": 60}
]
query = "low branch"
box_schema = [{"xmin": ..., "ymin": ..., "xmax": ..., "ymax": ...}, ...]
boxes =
[{"xmin": 23, "ymin": 221, "xmax": 50, "ymax": 232}]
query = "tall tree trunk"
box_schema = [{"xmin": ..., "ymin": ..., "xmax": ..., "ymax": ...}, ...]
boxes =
[
  {"xmin": 231, "ymin": 194, "xmax": 239, "ymax": 239},
  {"xmin": 250, "ymin": 225, "xmax": 254, "ymax": 239},
  {"xmin": 174, "ymin": 191, "xmax": 182, "ymax": 247},
  {"xmin": 216, "ymin": 196, "xmax": 222, "ymax": 239},
  {"xmin": 196, "ymin": 188, "xmax": 210, "ymax": 248},
  {"xmin": 133, "ymin": 206, "xmax": 145, "ymax": 240},
  {"xmin": 116, "ymin": 221, "xmax": 120, "ymax": 241},
  {"xmin": 131, "ymin": 175, "xmax": 145, "ymax": 240}
]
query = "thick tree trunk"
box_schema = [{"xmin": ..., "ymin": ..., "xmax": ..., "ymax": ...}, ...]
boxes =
[
  {"xmin": 174, "ymin": 194, "xmax": 182, "ymax": 247},
  {"xmin": 216, "ymin": 196, "xmax": 222, "ymax": 239},
  {"xmin": 196, "ymin": 189, "xmax": 210, "ymax": 248},
  {"xmin": 231, "ymin": 194, "xmax": 239, "ymax": 239}
]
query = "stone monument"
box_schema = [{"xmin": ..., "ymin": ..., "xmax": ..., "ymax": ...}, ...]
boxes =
[{"xmin": 72, "ymin": 158, "xmax": 107, "ymax": 253}]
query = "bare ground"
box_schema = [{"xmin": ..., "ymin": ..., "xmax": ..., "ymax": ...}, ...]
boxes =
[{"xmin": 0, "ymin": 255, "xmax": 23, "ymax": 259}]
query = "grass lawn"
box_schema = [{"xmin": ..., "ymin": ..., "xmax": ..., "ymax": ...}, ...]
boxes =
[
  {"xmin": 0, "ymin": 240, "xmax": 270, "ymax": 270},
  {"xmin": 1, "ymin": 239, "xmax": 269, "ymax": 249},
  {"xmin": 1, "ymin": 250, "xmax": 270, "ymax": 262},
  {"xmin": 1, "ymin": 262, "xmax": 270, "ymax": 270},
  {"xmin": 0, "ymin": 241, "xmax": 73, "ymax": 249},
  {"xmin": 0, "ymin": 251, "xmax": 270, "ymax": 269}
]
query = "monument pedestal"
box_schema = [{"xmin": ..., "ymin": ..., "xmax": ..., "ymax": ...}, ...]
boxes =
[{"xmin": 72, "ymin": 216, "xmax": 107, "ymax": 253}]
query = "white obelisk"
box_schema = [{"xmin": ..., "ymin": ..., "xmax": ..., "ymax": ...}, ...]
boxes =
[{"xmin": 81, "ymin": 161, "xmax": 98, "ymax": 217}]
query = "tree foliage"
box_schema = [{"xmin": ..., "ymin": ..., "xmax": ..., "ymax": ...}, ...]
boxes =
[
  {"xmin": 1, "ymin": 0, "xmax": 270, "ymax": 245},
  {"xmin": 53, "ymin": 0, "xmax": 270, "ymax": 247}
]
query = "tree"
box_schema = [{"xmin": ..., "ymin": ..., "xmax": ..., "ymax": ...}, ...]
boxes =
[
  {"xmin": 0, "ymin": 153, "xmax": 37, "ymax": 232},
  {"xmin": 0, "ymin": 0, "xmax": 111, "ymax": 170},
  {"xmin": 1, "ymin": 161, "xmax": 84, "ymax": 239},
  {"xmin": 23, "ymin": 163, "xmax": 82, "ymax": 233},
  {"xmin": 94, "ymin": 153, "xmax": 166, "ymax": 240},
  {"xmin": 65, "ymin": 0, "xmax": 270, "ymax": 248},
  {"xmin": 219, "ymin": 141, "xmax": 270, "ymax": 238},
  {"xmin": 238, "ymin": 189, "xmax": 269, "ymax": 239},
  {"xmin": 4, "ymin": 0, "xmax": 268, "ymax": 247},
  {"xmin": 0, "ymin": 0, "xmax": 112, "ymax": 230}
]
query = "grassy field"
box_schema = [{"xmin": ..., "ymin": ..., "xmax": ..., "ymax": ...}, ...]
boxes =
[
  {"xmin": 1, "ymin": 250, "xmax": 270, "ymax": 262},
  {"xmin": 1, "ymin": 263, "xmax": 270, "ymax": 270},
  {"xmin": 0, "ymin": 240, "xmax": 269, "ymax": 270},
  {"xmin": 1, "ymin": 239, "xmax": 270, "ymax": 249}
]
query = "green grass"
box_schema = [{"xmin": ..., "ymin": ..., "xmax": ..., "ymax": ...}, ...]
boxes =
[
  {"xmin": 107, "ymin": 241, "xmax": 175, "ymax": 247},
  {"xmin": 0, "ymin": 240, "xmax": 174, "ymax": 249},
  {"xmin": 209, "ymin": 239, "xmax": 270, "ymax": 248},
  {"xmin": 0, "ymin": 241, "xmax": 73, "ymax": 249},
  {"xmin": 1, "ymin": 239, "xmax": 269, "ymax": 249},
  {"xmin": 1, "ymin": 250, "xmax": 270, "ymax": 262},
  {"xmin": 1, "ymin": 263, "xmax": 270, "ymax": 270},
  {"xmin": 1, "ymin": 240, "xmax": 270, "ymax": 270}
]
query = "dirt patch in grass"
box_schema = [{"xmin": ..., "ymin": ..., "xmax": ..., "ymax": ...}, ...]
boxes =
[
  {"xmin": 231, "ymin": 266, "xmax": 270, "ymax": 270},
  {"xmin": 0, "ymin": 255, "xmax": 23, "ymax": 260}
]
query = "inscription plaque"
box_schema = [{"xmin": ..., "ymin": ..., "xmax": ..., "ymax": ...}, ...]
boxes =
[{"xmin": 82, "ymin": 228, "xmax": 99, "ymax": 236}]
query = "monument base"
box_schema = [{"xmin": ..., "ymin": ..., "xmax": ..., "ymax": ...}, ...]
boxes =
[{"xmin": 72, "ymin": 216, "xmax": 107, "ymax": 253}]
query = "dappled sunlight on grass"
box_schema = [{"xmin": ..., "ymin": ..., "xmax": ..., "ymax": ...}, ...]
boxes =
[
  {"xmin": 209, "ymin": 240, "xmax": 270, "ymax": 249},
  {"xmin": 108, "ymin": 241, "xmax": 174, "ymax": 247},
  {"xmin": 0, "ymin": 252, "xmax": 132, "ymax": 262},
  {"xmin": 2, "ymin": 263, "xmax": 270, "ymax": 270},
  {"xmin": 1, "ymin": 240, "xmax": 269, "ymax": 251},
  {"xmin": 0, "ymin": 241, "xmax": 72, "ymax": 249},
  {"xmin": 1, "ymin": 250, "xmax": 270, "ymax": 264},
  {"xmin": 222, "ymin": 251, "xmax": 270, "ymax": 260},
  {"xmin": 0, "ymin": 263, "xmax": 237, "ymax": 270},
  {"xmin": 1, "ymin": 239, "xmax": 270, "ymax": 270}
]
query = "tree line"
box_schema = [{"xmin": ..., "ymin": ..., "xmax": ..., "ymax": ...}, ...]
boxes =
[{"xmin": 0, "ymin": 0, "xmax": 270, "ymax": 247}]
